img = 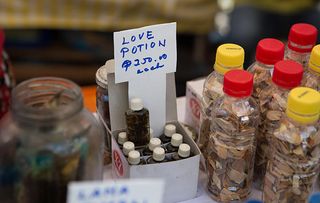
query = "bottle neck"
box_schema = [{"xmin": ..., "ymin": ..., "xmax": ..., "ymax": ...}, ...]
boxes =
[
  {"xmin": 224, "ymin": 94, "xmax": 250, "ymax": 103},
  {"xmin": 308, "ymin": 64, "xmax": 320, "ymax": 76},
  {"xmin": 288, "ymin": 41, "xmax": 313, "ymax": 53},
  {"xmin": 256, "ymin": 61, "xmax": 274, "ymax": 70}
]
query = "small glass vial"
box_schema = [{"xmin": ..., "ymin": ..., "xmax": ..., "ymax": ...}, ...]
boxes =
[
  {"xmin": 117, "ymin": 132, "xmax": 128, "ymax": 149},
  {"xmin": 285, "ymin": 23, "xmax": 318, "ymax": 69},
  {"xmin": 123, "ymin": 141, "xmax": 135, "ymax": 157},
  {"xmin": 166, "ymin": 133, "xmax": 183, "ymax": 153},
  {"xmin": 254, "ymin": 60, "xmax": 303, "ymax": 188},
  {"xmin": 206, "ymin": 70, "xmax": 259, "ymax": 202},
  {"xmin": 159, "ymin": 124, "xmax": 176, "ymax": 144},
  {"xmin": 146, "ymin": 147, "xmax": 168, "ymax": 164},
  {"xmin": 142, "ymin": 138, "xmax": 161, "ymax": 156},
  {"xmin": 125, "ymin": 97, "xmax": 150, "ymax": 147},
  {"xmin": 199, "ymin": 43, "xmax": 244, "ymax": 157},
  {"xmin": 128, "ymin": 150, "xmax": 146, "ymax": 165},
  {"xmin": 303, "ymin": 44, "xmax": 320, "ymax": 91},
  {"xmin": 247, "ymin": 38, "xmax": 285, "ymax": 100},
  {"xmin": 172, "ymin": 143, "xmax": 191, "ymax": 161},
  {"xmin": 263, "ymin": 87, "xmax": 320, "ymax": 203}
]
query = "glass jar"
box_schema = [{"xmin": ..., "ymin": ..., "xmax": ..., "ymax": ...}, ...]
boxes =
[
  {"xmin": 206, "ymin": 70, "xmax": 259, "ymax": 202},
  {"xmin": 0, "ymin": 77, "xmax": 104, "ymax": 203},
  {"xmin": 247, "ymin": 38, "xmax": 284, "ymax": 100},
  {"xmin": 284, "ymin": 23, "xmax": 318, "ymax": 69},
  {"xmin": 254, "ymin": 60, "xmax": 303, "ymax": 189},
  {"xmin": 303, "ymin": 44, "xmax": 320, "ymax": 91},
  {"xmin": 263, "ymin": 87, "xmax": 320, "ymax": 203},
  {"xmin": 199, "ymin": 43, "xmax": 244, "ymax": 157}
]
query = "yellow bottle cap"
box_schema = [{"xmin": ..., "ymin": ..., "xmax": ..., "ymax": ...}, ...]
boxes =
[
  {"xmin": 286, "ymin": 87, "xmax": 320, "ymax": 124},
  {"xmin": 309, "ymin": 44, "xmax": 320, "ymax": 74},
  {"xmin": 214, "ymin": 43, "xmax": 244, "ymax": 75}
]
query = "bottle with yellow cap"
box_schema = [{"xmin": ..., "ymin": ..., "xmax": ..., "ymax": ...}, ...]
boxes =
[
  {"xmin": 303, "ymin": 44, "xmax": 320, "ymax": 91},
  {"xmin": 263, "ymin": 87, "xmax": 320, "ymax": 203},
  {"xmin": 199, "ymin": 43, "xmax": 244, "ymax": 157}
]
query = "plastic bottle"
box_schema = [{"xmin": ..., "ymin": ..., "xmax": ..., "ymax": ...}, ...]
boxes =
[
  {"xmin": 254, "ymin": 60, "xmax": 303, "ymax": 188},
  {"xmin": 285, "ymin": 23, "xmax": 318, "ymax": 68},
  {"xmin": 172, "ymin": 143, "xmax": 191, "ymax": 161},
  {"xmin": 128, "ymin": 150, "xmax": 146, "ymax": 165},
  {"xmin": 165, "ymin": 133, "xmax": 183, "ymax": 153},
  {"xmin": 142, "ymin": 138, "xmax": 162, "ymax": 156},
  {"xmin": 199, "ymin": 43, "xmax": 244, "ymax": 157},
  {"xmin": 206, "ymin": 70, "xmax": 259, "ymax": 202},
  {"xmin": 303, "ymin": 44, "xmax": 320, "ymax": 91},
  {"xmin": 123, "ymin": 141, "xmax": 135, "ymax": 157},
  {"xmin": 146, "ymin": 147, "xmax": 168, "ymax": 164},
  {"xmin": 263, "ymin": 87, "xmax": 320, "ymax": 203},
  {"xmin": 159, "ymin": 124, "xmax": 176, "ymax": 144}
]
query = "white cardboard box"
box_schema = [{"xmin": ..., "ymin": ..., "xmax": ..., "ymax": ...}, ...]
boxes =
[{"xmin": 103, "ymin": 61, "xmax": 200, "ymax": 203}]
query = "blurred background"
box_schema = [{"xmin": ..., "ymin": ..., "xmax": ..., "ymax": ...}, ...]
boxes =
[{"xmin": 1, "ymin": 0, "xmax": 320, "ymax": 96}]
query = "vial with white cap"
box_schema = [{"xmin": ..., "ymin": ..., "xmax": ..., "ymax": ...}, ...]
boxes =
[
  {"xmin": 128, "ymin": 150, "xmax": 146, "ymax": 165},
  {"xmin": 142, "ymin": 138, "xmax": 162, "ymax": 156},
  {"xmin": 147, "ymin": 147, "xmax": 168, "ymax": 164},
  {"xmin": 159, "ymin": 124, "xmax": 176, "ymax": 144},
  {"xmin": 166, "ymin": 133, "xmax": 183, "ymax": 153},
  {"xmin": 172, "ymin": 143, "xmax": 191, "ymax": 161},
  {"xmin": 122, "ymin": 141, "xmax": 135, "ymax": 157},
  {"xmin": 125, "ymin": 97, "xmax": 150, "ymax": 146},
  {"xmin": 117, "ymin": 131, "xmax": 128, "ymax": 148}
]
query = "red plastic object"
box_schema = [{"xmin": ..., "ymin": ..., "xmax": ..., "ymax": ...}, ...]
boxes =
[
  {"xmin": 272, "ymin": 60, "xmax": 303, "ymax": 89},
  {"xmin": 256, "ymin": 38, "xmax": 285, "ymax": 65},
  {"xmin": 288, "ymin": 23, "xmax": 318, "ymax": 52},
  {"xmin": 223, "ymin": 70, "xmax": 254, "ymax": 98}
]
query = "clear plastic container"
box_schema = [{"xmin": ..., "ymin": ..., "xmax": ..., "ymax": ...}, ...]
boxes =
[
  {"xmin": 263, "ymin": 87, "xmax": 320, "ymax": 203},
  {"xmin": 206, "ymin": 70, "xmax": 259, "ymax": 202},
  {"xmin": 254, "ymin": 60, "xmax": 303, "ymax": 189},
  {"xmin": 284, "ymin": 23, "xmax": 318, "ymax": 69},
  {"xmin": 199, "ymin": 43, "xmax": 244, "ymax": 157},
  {"xmin": 0, "ymin": 77, "xmax": 104, "ymax": 203},
  {"xmin": 303, "ymin": 44, "xmax": 320, "ymax": 91}
]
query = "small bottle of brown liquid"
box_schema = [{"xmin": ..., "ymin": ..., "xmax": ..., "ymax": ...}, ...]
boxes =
[
  {"xmin": 172, "ymin": 144, "xmax": 191, "ymax": 161},
  {"xmin": 166, "ymin": 133, "xmax": 183, "ymax": 153},
  {"xmin": 159, "ymin": 124, "xmax": 176, "ymax": 144},
  {"xmin": 142, "ymin": 138, "xmax": 162, "ymax": 156},
  {"xmin": 123, "ymin": 141, "xmax": 135, "ymax": 157},
  {"xmin": 117, "ymin": 131, "xmax": 128, "ymax": 149},
  {"xmin": 128, "ymin": 150, "xmax": 146, "ymax": 165},
  {"xmin": 125, "ymin": 97, "xmax": 150, "ymax": 146},
  {"xmin": 146, "ymin": 147, "xmax": 168, "ymax": 164}
]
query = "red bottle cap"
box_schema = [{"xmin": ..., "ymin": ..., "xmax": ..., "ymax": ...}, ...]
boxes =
[
  {"xmin": 288, "ymin": 23, "xmax": 318, "ymax": 52},
  {"xmin": 223, "ymin": 70, "xmax": 253, "ymax": 98},
  {"xmin": 256, "ymin": 38, "xmax": 285, "ymax": 65},
  {"xmin": 272, "ymin": 60, "xmax": 303, "ymax": 89}
]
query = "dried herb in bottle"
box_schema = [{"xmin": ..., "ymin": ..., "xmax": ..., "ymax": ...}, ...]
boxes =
[
  {"xmin": 146, "ymin": 147, "xmax": 168, "ymax": 164},
  {"xmin": 172, "ymin": 143, "xmax": 191, "ymax": 161},
  {"xmin": 165, "ymin": 133, "xmax": 183, "ymax": 153},
  {"xmin": 303, "ymin": 44, "xmax": 320, "ymax": 91},
  {"xmin": 159, "ymin": 124, "xmax": 176, "ymax": 144},
  {"xmin": 142, "ymin": 138, "xmax": 161, "ymax": 156},
  {"xmin": 128, "ymin": 150, "xmax": 146, "ymax": 165},
  {"xmin": 125, "ymin": 98, "xmax": 150, "ymax": 147}
]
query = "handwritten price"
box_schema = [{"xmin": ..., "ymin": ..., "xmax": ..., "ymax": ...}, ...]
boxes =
[{"xmin": 122, "ymin": 54, "xmax": 168, "ymax": 74}]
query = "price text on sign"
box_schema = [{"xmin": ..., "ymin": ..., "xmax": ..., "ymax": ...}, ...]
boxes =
[{"xmin": 114, "ymin": 23, "xmax": 177, "ymax": 83}]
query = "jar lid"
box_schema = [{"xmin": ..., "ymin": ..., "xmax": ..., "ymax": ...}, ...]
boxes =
[
  {"xmin": 286, "ymin": 87, "xmax": 320, "ymax": 124},
  {"xmin": 272, "ymin": 60, "xmax": 303, "ymax": 89},
  {"xmin": 123, "ymin": 141, "xmax": 135, "ymax": 156},
  {"xmin": 171, "ymin": 133, "xmax": 183, "ymax": 147},
  {"xmin": 288, "ymin": 23, "xmax": 318, "ymax": 52},
  {"xmin": 223, "ymin": 70, "xmax": 253, "ymax": 98},
  {"xmin": 148, "ymin": 138, "xmax": 161, "ymax": 151},
  {"xmin": 128, "ymin": 150, "xmax": 141, "ymax": 165},
  {"xmin": 96, "ymin": 66, "xmax": 108, "ymax": 88},
  {"xmin": 214, "ymin": 43, "xmax": 244, "ymax": 75},
  {"xmin": 164, "ymin": 124, "xmax": 176, "ymax": 137},
  {"xmin": 130, "ymin": 97, "xmax": 143, "ymax": 111},
  {"xmin": 153, "ymin": 147, "xmax": 165, "ymax": 161},
  {"xmin": 255, "ymin": 38, "xmax": 285, "ymax": 65},
  {"xmin": 118, "ymin": 132, "xmax": 128, "ymax": 145},
  {"xmin": 178, "ymin": 143, "xmax": 191, "ymax": 158},
  {"xmin": 309, "ymin": 45, "xmax": 320, "ymax": 74}
]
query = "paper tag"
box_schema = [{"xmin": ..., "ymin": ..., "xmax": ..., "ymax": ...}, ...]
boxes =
[
  {"xmin": 114, "ymin": 23, "xmax": 177, "ymax": 136},
  {"xmin": 67, "ymin": 179, "xmax": 165, "ymax": 203}
]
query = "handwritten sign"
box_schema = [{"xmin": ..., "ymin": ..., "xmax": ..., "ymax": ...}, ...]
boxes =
[
  {"xmin": 114, "ymin": 23, "xmax": 177, "ymax": 136},
  {"xmin": 67, "ymin": 179, "xmax": 164, "ymax": 203}
]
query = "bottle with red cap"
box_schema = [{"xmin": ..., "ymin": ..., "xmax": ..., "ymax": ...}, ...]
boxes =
[
  {"xmin": 206, "ymin": 70, "xmax": 259, "ymax": 202},
  {"xmin": 285, "ymin": 23, "xmax": 318, "ymax": 68},
  {"xmin": 303, "ymin": 44, "xmax": 320, "ymax": 91},
  {"xmin": 253, "ymin": 60, "xmax": 303, "ymax": 189},
  {"xmin": 247, "ymin": 38, "xmax": 285, "ymax": 100}
]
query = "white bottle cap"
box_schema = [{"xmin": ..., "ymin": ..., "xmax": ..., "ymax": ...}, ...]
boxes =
[
  {"xmin": 171, "ymin": 133, "xmax": 183, "ymax": 147},
  {"xmin": 128, "ymin": 150, "xmax": 141, "ymax": 165},
  {"xmin": 148, "ymin": 138, "xmax": 161, "ymax": 151},
  {"xmin": 118, "ymin": 132, "xmax": 128, "ymax": 145},
  {"xmin": 153, "ymin": 147, "xmax": 165, "ymax": 162},
  {"xmin": 150, "ymin": 128, "xmax": 154, "ymax": 138},
  {"xmin": 164, "ymin": 124, "xmax": 176, "ymax": 137},
  {"xmin": 178, "ymin": 144, "xmax": 191, "ymax": 158},
  {"xmin": 123, "ymin": 141, "xmax": 135, "ymax": 156},
  {"xmin": 130, "ymin": 97, "xmax": 143, "ymax": 111}
]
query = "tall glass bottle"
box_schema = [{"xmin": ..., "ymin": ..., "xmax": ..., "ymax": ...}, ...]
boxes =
[
  {"xmin": 303, "ymin": 44, "xmax": 320, "ymax": 91},
  {"xmin": 199, "ymin": 43, "xmax": 244, "ymax": 157},
  {"xmin": 247, "ymin": 38, "xmax": 285, "ymax": 101},
  {"xmin": 254, "ymin": 60, "xmax": 303, "ymax": 188},
  {"xmin": 263, "ymin": 87, "xmax": 320, "ymax": 203},
  {"xmin": 285, "ymin": 23, "xmax": 318, "ymax": 68},
  {"xmin": 206, "ymin": 70, "xmax": 259, "ymax": 202}
]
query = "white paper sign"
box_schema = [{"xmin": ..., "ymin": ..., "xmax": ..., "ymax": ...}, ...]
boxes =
[
  {"xmin": 114, "ymin": 23, "xmax": 177, "ymax": 136},
  {"xmin": 67, "ymin": 179, "xmax": 165, "ymax": 203}
]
